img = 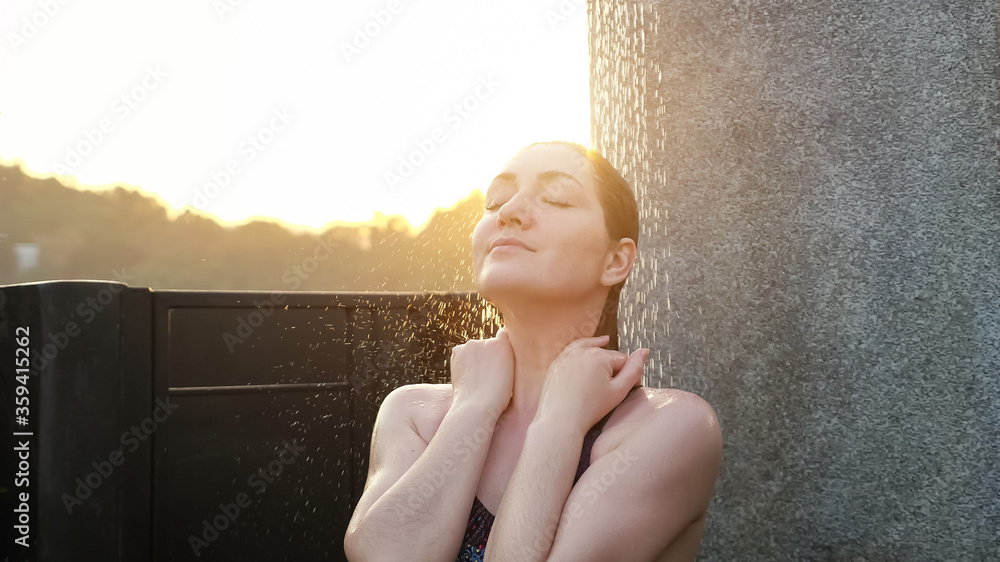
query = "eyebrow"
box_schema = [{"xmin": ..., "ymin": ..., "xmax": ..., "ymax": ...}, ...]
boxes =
[{"xmin": 489, "ymin": 170, "xmax": 585, "ymax": 191}]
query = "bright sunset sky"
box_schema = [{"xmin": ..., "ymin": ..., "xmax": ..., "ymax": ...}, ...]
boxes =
[{"xmin": 0, "ymin": 0, "xmax": 589, "ymax": 230}]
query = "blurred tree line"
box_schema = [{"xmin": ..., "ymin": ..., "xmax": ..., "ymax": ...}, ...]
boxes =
[{"xmin": 0, "ymin": 162, "xmax": 483, "ymax": 292}]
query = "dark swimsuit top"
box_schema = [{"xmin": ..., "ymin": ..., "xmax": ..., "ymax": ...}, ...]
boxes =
[{"xmin": 455, "ymin": 386, "xmax": 641, "ymax": 561}]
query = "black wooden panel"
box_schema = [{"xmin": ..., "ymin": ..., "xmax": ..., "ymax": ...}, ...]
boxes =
[
  {"xmin": 0, "ymin": 283, "xmax": 497, "ymax": 561},
  {"xmin": 153, "ymin": 390, "xmax": 353, "ymax": 561},
  {"xmin": 119, "ymin": 286, "xmax": 153, "ymax": 561},
  {"xmin": 168, "ymin": 307, "xmax": 350, "ymax": 388},
  {"xmin": 0, "ymin": 282, "xmax": 127, "ymax": 561},
  {"xmin": 153, "ymin": 293, "xmax": 359, "ymax": 561}
]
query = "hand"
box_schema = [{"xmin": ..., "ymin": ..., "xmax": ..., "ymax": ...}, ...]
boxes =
[
  {"xmin": 536, "ymin": 335, "xmax": 648, "ymax": 434},
  {"xmin": 449, "ymin": 327, "xmax": 515, "ymax": 414}
]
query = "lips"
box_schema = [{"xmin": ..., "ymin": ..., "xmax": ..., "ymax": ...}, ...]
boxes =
[{"xmin": 490, "ymin": 237, "xmax": 533, "ymax": 252}]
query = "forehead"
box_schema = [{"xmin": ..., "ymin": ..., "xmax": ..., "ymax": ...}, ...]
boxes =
[{"xmin": 495, "ymin": 145, "xmax": 596, "ymax": 191}]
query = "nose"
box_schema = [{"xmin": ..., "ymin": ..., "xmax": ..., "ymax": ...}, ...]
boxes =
[{"xmin": 497, "ymin": 191, "xmax": 532, "ymax": 227}]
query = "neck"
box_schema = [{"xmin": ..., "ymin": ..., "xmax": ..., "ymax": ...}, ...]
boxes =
[{"xmin": 492, "ymin": 291, "xmax": 612, "ymax": 426}]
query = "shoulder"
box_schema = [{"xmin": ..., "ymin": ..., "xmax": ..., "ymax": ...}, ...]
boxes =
[
  {"xmin": 551, "ymin": 388, "xmax": 722, "ymax": 558},
  {"xmin": 381, "ymin": 382, "xmax": 453, "ymax": 406},
  {"xmin": 609, "ymin": 387, "xmax": 723, "ymax": 518},
  {"xmin": 642, "ymin": 387, "xmax": 720, "ymax": 436},
  {"xmin": 597, "ymin": 387, "xmax": 722, "ymax": 474},
  {"xmin": 378, "ymin": 383, "xmax": 454, "ymax": 445}
]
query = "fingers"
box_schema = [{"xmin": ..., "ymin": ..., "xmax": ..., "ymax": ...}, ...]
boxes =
[
  {"xmin": 608, "ymin": 352, "xmax": 629, "ymax": 372},
  {"xmin": 491, "ymin": 327, "xmax": 510, "ymax": 344},
  {"xmin": 611, "ymin": 348, "xmax": 649, "ymax": 390},
  {"xmin": 573, "ymin": 334, "xmax": 610, "ymax": 347},
  {"xmin": 608, "ymin": 347, "xmax": 646, "ymax": 376}
]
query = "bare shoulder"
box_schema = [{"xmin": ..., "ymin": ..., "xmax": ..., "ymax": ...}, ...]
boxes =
[
  {"xmin": 644, "ymin": 387, "xmax": 720, "ymax": 429},
  {"xmin": 553, "ymin": 388, "xmax": 723, "ymax": 560},
  {"xmin": 378, "ymin": 383, "xmax": 454, "ymax": 445},
  {"xmin": 596, "ymin": 386, "xmax": 722, "ymax": 461}
]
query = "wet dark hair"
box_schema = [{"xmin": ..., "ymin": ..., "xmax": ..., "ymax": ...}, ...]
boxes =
[{"xmin": 524, "ymin": 141, "xmax": 640, "ymax": 351}]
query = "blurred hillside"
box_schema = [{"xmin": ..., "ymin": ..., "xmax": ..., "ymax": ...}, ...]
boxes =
[{"xmin": 0, "ymin": 162, "xmax": 484, "ymax": 291}]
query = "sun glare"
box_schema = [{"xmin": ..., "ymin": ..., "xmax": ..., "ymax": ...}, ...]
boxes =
[{"xmin": 0, "ymin": 1, "xmax": 590, "ymax": 232}]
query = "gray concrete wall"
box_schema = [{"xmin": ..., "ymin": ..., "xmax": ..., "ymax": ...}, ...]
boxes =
[{"xmin": 590, "ymin": 1, "xmax": 1000, "ymax": 558}]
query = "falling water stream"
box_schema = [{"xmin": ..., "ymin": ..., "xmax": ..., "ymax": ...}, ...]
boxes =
[{"xmin": 591, "ymin": 1, "xmax": 679, "ymax": 390}]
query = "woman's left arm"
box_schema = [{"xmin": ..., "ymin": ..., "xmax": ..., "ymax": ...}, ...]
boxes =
[
  {"xmin": 484, "ymin": 409, "xmax": 588, "ymax": 560},
  {"xmin": 488, "ymin": 395, "xmax": 722, "ymax": 561},
  {"xmin": 485, "ymin": 338, "xmax": 723, "ymax": 561}
]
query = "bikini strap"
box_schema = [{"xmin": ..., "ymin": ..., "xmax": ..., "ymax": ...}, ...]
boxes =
[{"xmin": 574, "ymin": 385, "xmax": 642, "ymax": 485}]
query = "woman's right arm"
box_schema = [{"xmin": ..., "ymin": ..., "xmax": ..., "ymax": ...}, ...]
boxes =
[
  {"xmin": 344, "ymin": 329, "xmax": 513, "ymax": 561},
  {"xmin": 343, "ymin": 386, "xmax": 502, "ymax": 560}
]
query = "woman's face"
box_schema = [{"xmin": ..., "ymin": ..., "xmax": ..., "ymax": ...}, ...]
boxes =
[{"xmin": 472, "ymin": 144, "xmax": 618, "ymax": 305}]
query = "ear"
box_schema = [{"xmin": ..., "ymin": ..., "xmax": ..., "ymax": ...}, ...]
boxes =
[{"xmin": 601, "ymin": 237, "xmax": 636, "ymax": 287}]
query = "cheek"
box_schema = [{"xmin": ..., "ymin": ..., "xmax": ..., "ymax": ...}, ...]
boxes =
[
  {"xmin": 548, "ymin": 250, "xmax": 602, "ymax": 279},
  {"xmin": 552, "ymin": 230, "xmax": 611, "ymax": 277},
  {"xmin": 471, "ymin": 218, "xmax": 493, "ymax": 263}
]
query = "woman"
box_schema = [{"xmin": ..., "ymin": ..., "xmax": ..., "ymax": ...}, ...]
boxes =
[{"xmin": 344, "ymin": 142, "xmax": 722, "ymax": 561}]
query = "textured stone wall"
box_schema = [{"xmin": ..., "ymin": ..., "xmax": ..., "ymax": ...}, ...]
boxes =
[{"xmin": 590, "ymin": 1, "xmax": 1000, "ymax": 558}]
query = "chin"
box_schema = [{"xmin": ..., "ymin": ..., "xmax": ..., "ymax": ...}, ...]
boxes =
[
  {"xmin": 479, "ymin": 278, "xmax": 573, "ymax": 311},
  {"xmin": 476, "ymin": 275, "xmax": 533, "ymax": 303}
]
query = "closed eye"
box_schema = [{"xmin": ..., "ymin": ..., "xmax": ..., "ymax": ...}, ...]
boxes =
[{"xmin": 484, "ymin": 197, "xmax": 569, "ymax": 211}]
